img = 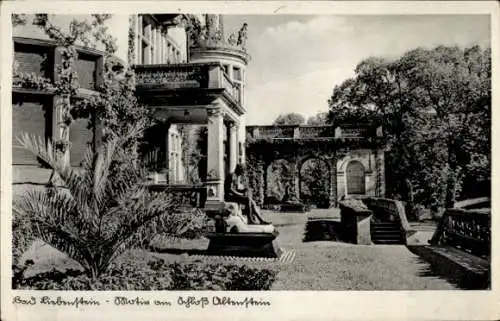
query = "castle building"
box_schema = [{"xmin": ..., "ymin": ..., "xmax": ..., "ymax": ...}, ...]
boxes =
[
  {"xmin": 12, "ymin": 14, "xmax": 385, "ymax": 207},
  {"xmin": 12, "ymin": 14, "xmax": 249, "ymax": 207}
]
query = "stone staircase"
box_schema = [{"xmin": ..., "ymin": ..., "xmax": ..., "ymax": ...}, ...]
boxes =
[{"xmin": 371, "ymin": 221, "xmax": 405, "ymax": 244}]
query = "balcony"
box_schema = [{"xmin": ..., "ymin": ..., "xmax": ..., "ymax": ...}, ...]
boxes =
[
  {"xmin": 246, "ymin": 125, "xmax": 382, "ymax": 140},
  {"xmin": 133, "ymin": 62, "xmax": 244, "ymax": 115}
]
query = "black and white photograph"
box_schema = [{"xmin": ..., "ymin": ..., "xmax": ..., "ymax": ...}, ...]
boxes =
[{"xmin": 1, "ymin": 1, "xmax": 498, "ymax": 320}]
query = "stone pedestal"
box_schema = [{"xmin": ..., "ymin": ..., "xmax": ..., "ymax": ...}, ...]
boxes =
[
  {"xmin": 206, "ymin": 231, "xmax": 282, "ymax": 258},
  {"xmin": 205, "ymin": 107, "xmax": 225, "ymax": 211}
]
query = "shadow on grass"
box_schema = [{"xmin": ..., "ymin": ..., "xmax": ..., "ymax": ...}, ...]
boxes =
[
  {"xmin": 303, "ymin": 219, "xmax": 344, "ymax": 242},
  {"xmin": 408, "ymin": 248, "xmax": 491, "ymax": 290}
]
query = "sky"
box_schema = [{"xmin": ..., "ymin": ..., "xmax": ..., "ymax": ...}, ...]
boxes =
[{"xmin": 223, "ymin": 15, "xmax": 490, "ymax": 125}]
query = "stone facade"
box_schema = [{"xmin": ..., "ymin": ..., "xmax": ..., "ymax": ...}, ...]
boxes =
[
  {"xmin": 246, "ymin": 125, "xmax": 386, "ymax": 207},
  {"xmin": 11, "ymin": 14, "xmax": 211, "ymax": 186}
]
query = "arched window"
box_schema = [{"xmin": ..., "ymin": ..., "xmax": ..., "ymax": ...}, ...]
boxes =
[{"xmin": 346, "ymin": 161, "xmax": 365, "ymax": 195}]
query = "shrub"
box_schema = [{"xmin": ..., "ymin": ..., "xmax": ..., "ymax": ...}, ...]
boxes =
[
  {"xmin": 133, "ymin": 208, "xmax": 209, "ymax": 248},
  {"xmin": 167, "ymin": 261, "xmax": 277, "ymax": 290},
  {"xmin": 13, "ymin": 259, "xmax": 278, "ymax": 291},
  {"xmin": 13, "ymin": 132, "xmax": 180, "ymax": 278},
  {"xmin": 12, "ymin": 209, "xmax": 36, "ymax": 266}
]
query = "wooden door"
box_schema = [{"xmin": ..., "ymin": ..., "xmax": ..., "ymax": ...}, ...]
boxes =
[{"xmin": 346, "ymin": 161, "xmax": 365, "ymax": 195}]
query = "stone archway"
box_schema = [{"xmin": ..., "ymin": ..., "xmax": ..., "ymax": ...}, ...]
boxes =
[
  {"xmin": 346, "ymin": 160, "xmax": 366, "ymax": 195},
  {"xmin": 299, "ymin": 158, "xmax": 331, "ymax": 208}
]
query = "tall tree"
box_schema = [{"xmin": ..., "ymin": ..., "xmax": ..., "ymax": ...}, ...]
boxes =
[
  {"xmin": 306, "ymin": 112, "xmax": 328, "ymax": 125},
  {"xmin": 328, "ymin": 45, "xmax": 490, "ymax": 212},
  {"xmin": 273, "ymin": 113, "xmax": 306, "ymax": 125}
]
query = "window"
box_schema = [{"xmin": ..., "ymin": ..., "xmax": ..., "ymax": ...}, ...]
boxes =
[
  {"xmin": 233, "ymin": 67, "xmax": 242, "ymax": 81},
  {"xmin": 14, "ymin": 43, "xmax": 52, "ymax": 79},
  {"xmin": 75, "ymin": 53, "xmax": 98, "ymax": 90}
]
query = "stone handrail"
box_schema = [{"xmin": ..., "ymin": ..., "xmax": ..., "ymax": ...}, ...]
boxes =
[
  {"xmin": 364, "ymin": 197, "xmax": 410, "ymax": 233},
  {"xmin": 429, "ymin": 208, "xmax": 490, "ymax": 259},
  {"xmin": 454, "ymin": 197, "xmax": 490, "ymax": 210}
]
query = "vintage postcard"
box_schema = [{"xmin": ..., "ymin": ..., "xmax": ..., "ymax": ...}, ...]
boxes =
[{"xmin": 1, "ymin": 1, "xmax": 498, "ymax": 320}]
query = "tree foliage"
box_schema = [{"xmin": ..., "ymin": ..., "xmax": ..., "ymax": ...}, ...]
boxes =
[
  {"xmin": 273, "ymin": 113, "xmax": 306, "ymax": 125},
  {"xmin": 328, "ymin": 45, "xmax": 491, "ymax": 213},
  {"xmin": 306, "ymin": 112, "xmax": 328, "ymax": 125},
  {"xmin": 300, "ymin": 159, "xmax": 330, "ymax": 207}
]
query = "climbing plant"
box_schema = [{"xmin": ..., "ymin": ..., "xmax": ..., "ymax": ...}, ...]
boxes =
[
  {"xmin": 245, "ymin": 153, "xmax": 265, "ymax": 206},
  {"xmin": 12, "ymin": 14, "xmax": 119, "ymax": 159},
  {"xmin": 128, "ymin": 15, "xmax": 136, "ymax": 65}
]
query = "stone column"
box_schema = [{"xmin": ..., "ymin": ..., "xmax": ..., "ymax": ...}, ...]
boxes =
[
  {"xmin": 163, "ymin": 122, "xmax": 171, "ymax": 183},
  {"xmin": 228, "ymin": 121, "xmax": 238, "ymax": 172},
  {"xmin": 205, "ymin": 107, "xmax": 225, "ymax": 210},
  {"xmin": 144, "ymin": 24, "xmax": 151, "ymax": 64},
  {"xmin": 329, "ymin": 155, "xmax": 338, "ymax": 207},
  {"xmin": 136, "ymin": 16, "xmax": 141, "ymax": 64},
  {"xmin": 156, "ymin": 28, "xmax": 162, "ymax": 64},
  {"xmin": 239, "ymin": 124, "xmax": 246, "ymax": 165}
]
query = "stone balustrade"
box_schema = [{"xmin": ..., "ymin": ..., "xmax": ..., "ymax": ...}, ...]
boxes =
[
  {"xmin": 133, "ymin": 62, "xmax": 241, "ymax": 104},
  {"xmin": 246, "ymin": 124, "xmax": 380, "ymax": 140},
  {"xmin": 429, "ymin": 208, "xmax": 491, "ymax": 259},
  {"xmin": 221, "ymin": 72, "xmax": 241, "ymax": 104}
]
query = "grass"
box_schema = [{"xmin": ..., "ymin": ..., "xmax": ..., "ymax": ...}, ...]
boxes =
[{"xmin": 18, "ymin": 209, "xmax": 455, "ymax": 290}]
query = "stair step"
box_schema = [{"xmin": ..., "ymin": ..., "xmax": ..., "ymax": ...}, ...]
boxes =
[
  {"xmin": 372, "ymin": 234, "xmax": 404, "ymax": 239},
  {"xmin": 373, "ymin": 240, "xmax": 404, "ymax": 244},
  {"xmin": 373, "ymin": 240, "xmax": 404, "ymax": 243},
  {"xmin": 372, "ymin": 235, "xmax": 403, "ymax": 239}
]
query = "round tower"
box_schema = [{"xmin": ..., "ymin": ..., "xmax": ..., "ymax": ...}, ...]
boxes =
[
  {"xmin": 188, "ymin": 14, "xmax": 250, "ymax": 165},
  {"xmin": 188, "ymin": 15, "xmax": 250, "ymax": 108}
]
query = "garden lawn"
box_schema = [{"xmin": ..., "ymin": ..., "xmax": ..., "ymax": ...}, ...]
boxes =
[
  {"xmin": 262, "ymin": 211, "xmax": 455, "ymax": 290},
  {"xmin": 20, "ymin": 209, "xmax": 456, "ymax": 290}
]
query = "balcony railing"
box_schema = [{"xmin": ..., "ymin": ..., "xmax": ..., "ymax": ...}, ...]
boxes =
[
  {"xmin": 222, "ymin": 72, "xmax": 241, "ymax": 103},
  {"xmin": 134, "ymin": 62, "xmax": 241, "ymax": 105},
  {"xmin": 246, "ymin": 125, "xmax": 381, "ymax": 140}
]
